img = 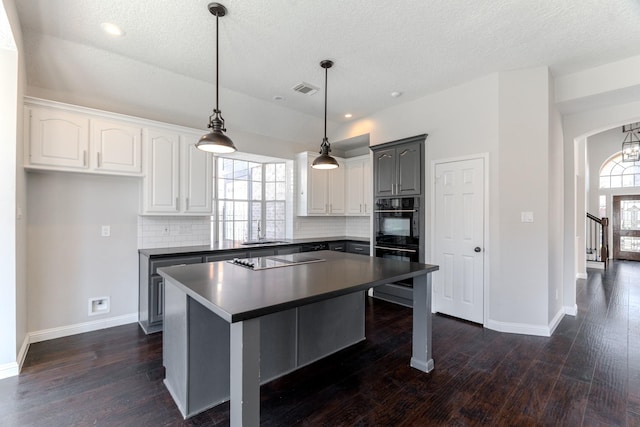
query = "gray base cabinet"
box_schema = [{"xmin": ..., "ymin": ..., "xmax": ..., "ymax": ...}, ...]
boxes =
[
  {"xmin": 138, "ymin": 254, "xmax": 203, "ymax": 334},
  {"xmin": 139, "ymin": 240, "xmax": 368, "ymax": 334}
]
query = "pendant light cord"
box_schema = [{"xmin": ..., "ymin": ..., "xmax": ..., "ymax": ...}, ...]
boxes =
[
  {"xmin": 323, "ymin": 65, "xmax": 328, "ymax": 141},
  {"xmin": 215, "ymin": 13, "xmax": 219, "ymax": 112}
]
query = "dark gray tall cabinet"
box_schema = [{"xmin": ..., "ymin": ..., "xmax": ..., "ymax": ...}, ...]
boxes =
[
  {"xmin": 373, "ymin": 137, "xmax": 423, "ymax": 197},
  {"xmin": 371, "ymin": 134, "xmax": 426, "ymax": 307}
]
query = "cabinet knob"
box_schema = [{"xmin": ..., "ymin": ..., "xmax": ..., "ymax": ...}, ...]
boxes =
[{"xmin": 474, "ymin": 247, "xmax": 482, "ymax": 253}]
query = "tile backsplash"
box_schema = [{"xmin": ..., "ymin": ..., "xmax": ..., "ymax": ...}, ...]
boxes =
[
  {"xmin": 138, "ymin": 216, "xmax": 211, "ymax": 249},
  {"xmin": 138, "ymin": 215, "xmax": 371, "ymax": 249}
]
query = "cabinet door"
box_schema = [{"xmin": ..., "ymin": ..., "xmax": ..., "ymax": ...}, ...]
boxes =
[
  {"xmin": 143, "ymin": 129, "xmax": 180, "ymax": 213},
  {"xmin": 28, "ymin": 107, "xmax": 90, "ymax": 169},
  {"xmin": 308, "ymin": 161, "xmax": 329, "ymax": 214},
  {"xmin": 363, "ymin": 157, "xmax": 372, "ymax": 214},
  {"xmin": 91, "ymin": 118, "xmax": 142, "ymax": 174},
  {"xmin": 149, "ymin": 275, "xmax": 164, "ymax": 325},
  {"xmin": 182, "ymin": 135, "xmax": 213, "ymax": 214},
  {"xmin": 346, "ymin": 159, "xmax": 364, "ymax": 215},
  {"xmin": 328, "ymin": 161, "xmax": 345, "ymax": 214},
  {"xmin": 374, "ymin": 148, "xmax": 395, "ymax": 197},
  {"xmin": 397, "ymin": 142, "xmax": 422, "ymax": 196}
]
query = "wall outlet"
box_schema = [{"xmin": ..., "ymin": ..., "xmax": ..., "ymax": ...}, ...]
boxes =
[
  {"xmin": 88, "ymin": 297, "xmax": 110, "ymax": 316},
  {"xmin": 101, "ymin": 225, "xmax": 111, "ymax": 237}
]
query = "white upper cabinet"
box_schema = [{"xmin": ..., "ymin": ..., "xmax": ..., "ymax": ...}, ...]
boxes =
[
  {"xmin": 296, "ymin": 151, "xmax": 345, "ymax": 216},
  {"xmin": 141, "ymin": 129, "xmax": 212, "ymax": 215},
  {"xmin": 142, "ymin": 128, "xmax": 181, "ymax": 214},
  {"xmin": 25, "ymin": 102, "xmax": 142, "ymax": 176},
  {"xmin": 27, "ymin": 106, "xmax": 90, "ymax": 170},
  {"xmin": 346, "ymin": 155, "xmax": 372, "ymax": 216},
  {"xmin": 90, "ymin": 118, "xmax": 142, "ymax": 174},
  {"xmin": 181, "ymin": 134, "xmax": 213, "ymax": 214}
]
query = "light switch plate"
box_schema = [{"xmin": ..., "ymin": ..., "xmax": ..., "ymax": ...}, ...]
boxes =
[
  {"xmin": 101, "ymin": 225, "xmax": 111, "ymax": 237},
  {"xmin": 521, "ymin": 212, "xmax": 534, "ymax": 223}
]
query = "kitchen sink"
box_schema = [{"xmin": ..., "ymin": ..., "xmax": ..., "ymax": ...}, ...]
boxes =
[{"xmin": 241, "ymin": 240, "xmax": 289, "ymax": 245}]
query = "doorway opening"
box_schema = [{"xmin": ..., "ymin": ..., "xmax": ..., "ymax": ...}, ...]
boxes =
[{"xmin": 612, "ymin": 195, "xmax": 640, "ymax": 261}]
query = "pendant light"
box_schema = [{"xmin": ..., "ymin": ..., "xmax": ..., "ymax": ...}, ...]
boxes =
[
  {"xmin": 621, "ymin": 126, "xmax": 640, "ymax": 163},
  {"xmin": 311, "ymin": 60, "xmax": 339, "ymax": 169},
  {"xmin": 196, "ymin": 3, "xmax": 237, "ymax": 154}
]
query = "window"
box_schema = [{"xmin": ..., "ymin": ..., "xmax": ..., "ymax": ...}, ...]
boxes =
[
  {"xmin": 599, "ymin": 152, "xmax": 640, "ymax": 189},
  {"xmin": 215, "ymin": 158, "xmax": 286, "ymax": 243},
  {"xmin": 599, "ymin": 195, "xmax": 606, "ymax": 218}
]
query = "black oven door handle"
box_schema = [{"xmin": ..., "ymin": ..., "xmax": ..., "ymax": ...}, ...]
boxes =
[
  {"xmin": 375, "ymin": 246, "xmax": 417, "ymax": 253},
  {"xmin": 374, "ymin": 209, "xmax": 419, "ymax": 213}
]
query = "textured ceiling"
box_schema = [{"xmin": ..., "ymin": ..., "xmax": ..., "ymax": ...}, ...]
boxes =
[{"xmin": 14, "ymin": 0, "xmax": 640, "ymax": 144}]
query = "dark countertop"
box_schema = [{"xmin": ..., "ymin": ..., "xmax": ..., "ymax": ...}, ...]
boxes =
[
  {"xmin": 158, "ymin": 250, "xmax": 438, "ymax": 323},
  {"xmin": 139, "ymin": 236, "xmax": 370, "ymax": 257}
]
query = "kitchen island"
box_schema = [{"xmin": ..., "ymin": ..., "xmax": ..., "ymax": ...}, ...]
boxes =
[{"xmin": 158, "ymin": 250, "xmax": 438, "ymax": 426}]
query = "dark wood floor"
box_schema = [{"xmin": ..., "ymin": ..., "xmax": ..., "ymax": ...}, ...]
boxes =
[{"xmin": 2, "ymin": 261, "xmax": 639, "ymax": 426}]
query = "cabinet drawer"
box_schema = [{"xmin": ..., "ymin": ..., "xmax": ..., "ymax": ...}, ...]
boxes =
[
  {"xmin": 150, "ymin": 255, "xmax": 203, "ymax": 275},
  {"xmin": 328, "ymin": 242, "xmax": 347, "ymax": 252},
  {"xmin": 347, "ymin": 242, "xmax": 370, "ymax": 255}
]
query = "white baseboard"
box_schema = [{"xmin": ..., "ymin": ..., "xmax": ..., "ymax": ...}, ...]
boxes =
[
  {"xmin": 0, "ymin": 335, "xmax": 31, "ymax": 380},
  {"xmin": 586, "ymin": 261, "xmax": 605, "ymax": 270},
  {"xmin": 576, "ymin": 272, "xmax": 588, "ymax": 279},
  {"xmin": 0, "ymin": 361, "xmax": 19, "ymax": 380},
  {"xmin": 29, "ymin": 313, "xmax": 138, "ymax": 344},
  {"xmin": 17, "ymin": 334, "xmax": 29, "ymax": 371},
  {"xmin": 564, "ymin": 304, "xmax": 578, "ymax": 316},
  {"xmin": 485, "ymin": 306, "xmax": 572, "ymax": 337},
  {"xmin": 548, "ymin": 308, "xmax": 564, "ymax": 335},
  {"xmin": 485, "ymin": 319, "xmax": 552, "ymax": 337}
]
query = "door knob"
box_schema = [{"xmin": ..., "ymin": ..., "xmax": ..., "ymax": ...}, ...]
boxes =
[{"xmin": 474, "ymin": 247, "xmax": 482, "ymax": 253}]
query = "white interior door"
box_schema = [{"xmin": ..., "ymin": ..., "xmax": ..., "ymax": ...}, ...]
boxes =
[{"xmin": 433, "ymin": 158, "xmax": 485, "ymax": 323}]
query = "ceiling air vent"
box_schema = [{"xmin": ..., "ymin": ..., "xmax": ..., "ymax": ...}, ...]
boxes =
[{"xmin": 292, "ymin": 82, "xmax": 319, "ymax": 96}]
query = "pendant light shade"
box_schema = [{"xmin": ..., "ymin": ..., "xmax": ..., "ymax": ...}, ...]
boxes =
[
  {"xmin": 312, "ymin": 60, "xmax": 339, "ymax": 170},
  {"xmin": 197, "ymin": 3, "xmax": 237, "ymax": 154}
]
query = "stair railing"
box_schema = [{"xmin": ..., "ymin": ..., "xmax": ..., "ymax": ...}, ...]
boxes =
[{"xmin": 586, "ymin": 213, "xmax": 609, "ymax": 269}]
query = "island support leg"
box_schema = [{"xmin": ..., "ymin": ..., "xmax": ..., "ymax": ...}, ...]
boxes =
[
  {"xmin": 230, "ymin": 318, "xmax": 261, "ymax": 427},
  {"xmin": 410, "ymin": 272, "xmax": 434, "ymax": 372}
]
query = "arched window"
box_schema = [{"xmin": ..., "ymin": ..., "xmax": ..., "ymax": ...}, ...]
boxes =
[{"xmin": 599, "ymin": 153, "xmax": 640, "ymax": 188}]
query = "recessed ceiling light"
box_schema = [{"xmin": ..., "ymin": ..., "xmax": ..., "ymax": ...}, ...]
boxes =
[
  {"xmin": 344, "ymin": 113, "xmax": 352, "ymax": 118},
  {"xmin": 101, "ymin": 22, "xmax": 125, "ymax": 37},
  {"xmin": 391, "ymin": 91, "xmax": 402, "ymax": 98}
]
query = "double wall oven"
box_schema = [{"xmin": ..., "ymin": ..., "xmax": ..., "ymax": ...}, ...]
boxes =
[{"xmin": 374, "ymin": 197, "xmax": 423, "ymax": 288}]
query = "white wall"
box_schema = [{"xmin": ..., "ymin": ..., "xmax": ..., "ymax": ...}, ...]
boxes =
[
  {"xmin": 0, "ymin": 0, "xmax": 26, "ymax": 378},
  {"xmin": 548, "ymin": 72, "xmax": 565, "ymax": 322},
  {"xmin": 495, "ymin": 67, "xmax": 550, "ymax": 328},
  {"xmin": 335, "ymin": 70, "xmax": 560, "ymax": 334},
  {"xmin": 0, "ymin": 37, "xmax": 18, "ymax": 370},
  {"xmin": 27, "ymin": 173, "xmax": 139, "ymax": 332}
]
